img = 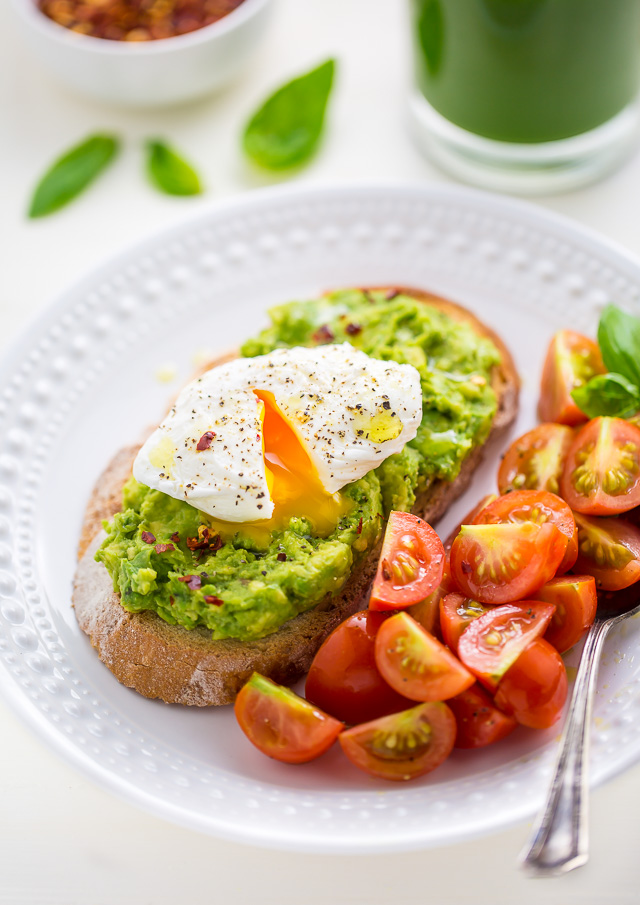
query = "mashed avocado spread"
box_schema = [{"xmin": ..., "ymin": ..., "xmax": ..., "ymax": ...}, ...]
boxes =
[{"xmin": 96, "ymin": 289, "xmax": 500, "ymax": 641}]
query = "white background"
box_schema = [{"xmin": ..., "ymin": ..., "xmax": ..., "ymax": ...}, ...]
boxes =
[{"xmin": 2, "ymin": 1, "xmax": 640, "ymax": 902}]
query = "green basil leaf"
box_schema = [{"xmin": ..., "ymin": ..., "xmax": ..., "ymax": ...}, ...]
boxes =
[
  {"xmin": 28, "ymin": 134, "xmax": 119, "ymax": 218},
  {"xmin": 146, "ymin": 140, "xmax": 203, "ymax": 196},
  {"xmin": 243, "ymin": 59, "xmax": 336, "ymax": 170},
  {"xmin": 597, "ymin": 303, "xmax": 640, "ymax": 387},
  {"xmin": 571, "ymin": 372, "xmax": 640, "ymax": 419}
]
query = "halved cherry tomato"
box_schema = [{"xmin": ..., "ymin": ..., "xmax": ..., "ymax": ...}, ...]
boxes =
[
  {"xmin": 450, "ymin": 522, "xmax": 567, "ymax": 604},
  {"xmin": 305, "ymin": 611, "xmax": 413, "ymax": 725},
  {"xmin": 235, "ymin": 673, "xmax": 343, "ymax": 764},
  {"xmin": 338, "ymin": 702, "xmax": 456, "ymax": 781},
  {"xmin": 408, "ymin": 559, "xmax": 453, "ymax": 638},
  {"xmin": 374, "ymin": 612, "xmax": 474, "ymax": 702},
  {"xmin": 573, "ymin": 512, "xmax": 640, "ymax": 591},
  {"xmin": 457, "ymin": 601, "xmax": 556, "ymax": 691},
  {"xmin": 561, "ymin": 417, "xmax": 640, "ymax": 515},
  {"xmin": 494, "ymin": 639, "xmax": 568, "ymax": 729},
  {"xmin": 498, "ymin": 424, "xmax": 574, "ymax": 496},
  {"xmin": 448, "ymin": 683, "xmax": 517, "ymax": 749},
  {"xmin": 536, "ymin": 574, "xmax": 597, "ymax": 653},
  {"xmin": 443, "ymin": 494, "xmax": 498, "ymax": 554},
  {"xmin": 538, "ymin": 330, "xmax": 605, "ymax": 426},
  {"xmin": 369, "ymin": 511, "xmax": 445, "ymax": 611},
  {"xmin": 473, "ymin": 489, "xmax": 578, "ymax": 575},
  {"xmin": 439, "ymin": 592, "xmax": 486, "ymax": 654}
]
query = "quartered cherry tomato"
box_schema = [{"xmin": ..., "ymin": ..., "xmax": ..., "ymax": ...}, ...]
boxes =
[
  {"xmin": 473, "ymin": 489, "xmax": 578, "ymax": 575},
  {"xmin": 561, "ymin": 417, "xmax": 640, "ymax": 515},
  {"xmin": 443, "ymin": 494, "xmax": 498, "ymax": 554},
  {"xmin": 494, "ymin": 639, "xmax": 568, "ymax": 729},
  {"xmin": 369, "ymin": 511, "xmax": 445, "ymax": 611},
  {"xmin": 407, "ymin": 559, "xmax": 453, "ymax": 638},
  {"xmin": 304, "ymin": 611, "xmax": 413, "ymax": 725},
  {"xmin": 439, "ymin": 592, "xmax": 486, "ymax": 654},
  {"xmin": 235, "ymin": 673, "xmax": 343, "ymax": 764},
  {"xmin": 450, "ymin": 522, "xmax": 567, "ymax": 604},
  {"xmin": 573, "ymin": 512, "xmax": 640, "ymax": 591},
  {"xmin": 457, "ymin": 601, "xmax": 556, "ymax": 691},
  {"xmin": 538, "ymin": 330, "xmax": 605, "ymax": 426},
  {"xmin": 497, "ymin": 424, "xmax": 574, "ymax": 496},
  {"xmin": 374, "ymin": 612, "xmax": 474, "ymax": 702},
  {"xmin": 338, "ymin": 702, "xmax": 456, "ymax": 782},
  {"xmin": 536, "ymin": 574, "xmax": 597, "ymax": 653},
  {"xmin": 448, "ymin": 683, "xmax": 517, "ymax": 749}
]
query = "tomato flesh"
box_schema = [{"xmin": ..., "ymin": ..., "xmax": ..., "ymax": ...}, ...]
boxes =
[
  {"xmin": 538, "ymin": 330, "xmax": 605, "ymax": 426},
  {"xmin": 473, "ymin": 489, "xmax": 578, "ymax": 575},
  {"xmin": 457, "ymin": 601, "xmax": 556, "ymax": 691},
  {"xmin": 450, "ymin": 521, "xmax": 567, "ymax": 604},
  {"xmin": 235, "ymin": 673, "xmax": 343, "ymax": 764},
  {"xmin": 339, "ymin": 702, "xmax": 456, "ymax": 781},
  {"xmin": 561, "ymin": 417, "xmax": 640, "ymax": 516},
  {"xmin": 448, "ymin": 683, "xmax": 517, "ymax": 749},
  {"xmin": 439, "ymin": 592, "xmax": 487, "ymax": 654},
  {"xmin": 407, "ymin": 559, "xmax": 453, "ymax": 638},
  {"xmin": 498, "ymin": 423, "xmax": 574, "ymax": 496},
  {"xmin": 369, "ymin": 511, "xmax": 445, "ymax": 611},
  {"xmin": 443, "ymin": 494, "xmax": 498, "ymax": 554},
  {"xmin": 305, "ymin": 611, "xmax": 413, "ymax": 725},
  {"xmin": 494, "ymin": 639, "xmax": 568, "ymax": 729},
  {"xmin": 573, "ymin": 512, "xmax": 640, "ymax": 591},
  {"xmin": 374, "ymin": 612, "xmax": 474, "ymax": 702},
  {"xmin": 536, "ymin": 574, "xmax": 597, "ymax": 653}
]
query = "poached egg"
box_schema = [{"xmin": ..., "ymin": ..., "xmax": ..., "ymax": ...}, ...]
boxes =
[{"xmin": 133, "ymin": 344, "xmax": 422, "ymax": 530}]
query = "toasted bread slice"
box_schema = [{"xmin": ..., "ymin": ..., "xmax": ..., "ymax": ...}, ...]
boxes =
[{"xmin": 73, "ymin": 289, "xmax": 519, "ymax": 706}]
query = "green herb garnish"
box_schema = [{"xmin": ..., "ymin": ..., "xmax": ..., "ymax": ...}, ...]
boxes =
[
  {"xmin": 572, "ymin": 372, "xmax": 640, "ymax": 419},
  {"xmin": 242, "ymin": 59, "xmax": 336, "ymax": 170},
  {"xmin": 28, "ymin": 134, "xmax": 120, "ymax": 218},
  {"xmin": 145, "ymin": 140, "xmax": 203, "ymax": 196}
]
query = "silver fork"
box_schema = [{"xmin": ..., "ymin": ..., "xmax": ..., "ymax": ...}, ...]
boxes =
[{"xmin": 519, "ymin": 590, "xmax": 640, "ymax": 876}]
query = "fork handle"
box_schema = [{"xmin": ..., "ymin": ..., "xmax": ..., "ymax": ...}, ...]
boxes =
[{"xmin": 519, "ymin": 618, "xmax": 613, "ymax": 876}]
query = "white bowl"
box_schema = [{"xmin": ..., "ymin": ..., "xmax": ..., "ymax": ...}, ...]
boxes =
[{"xmin": 10, "ymin": 0, "xmax": 273, "ymax": 108}]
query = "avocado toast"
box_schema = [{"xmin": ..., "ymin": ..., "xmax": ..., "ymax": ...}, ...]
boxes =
[{"xmin": 73, "ymin": 287, "xmax": 519, "ymax": 705}]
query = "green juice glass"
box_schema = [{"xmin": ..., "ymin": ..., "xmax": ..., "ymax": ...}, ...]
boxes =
[{"xmin": 409, "ymin": 0, "xmax": 640, "ymax": 193}]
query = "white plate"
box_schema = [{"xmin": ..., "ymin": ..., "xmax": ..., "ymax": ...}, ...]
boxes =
[{"xmin": 2, "ymin": 185, "xmax": 640, "ymax": 854}]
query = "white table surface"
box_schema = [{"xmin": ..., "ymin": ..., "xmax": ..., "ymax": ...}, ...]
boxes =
[{"xmin": 2, "ymin": 1, "xmax": 640, "ymax": 902}]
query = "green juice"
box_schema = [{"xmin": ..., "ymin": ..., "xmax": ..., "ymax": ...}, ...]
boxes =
[{"xmin": 411, "ymin": 0, "xmax": 640, "ymax": 144}]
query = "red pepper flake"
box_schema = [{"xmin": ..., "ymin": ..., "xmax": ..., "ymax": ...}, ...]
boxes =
[
  {"xmin": 155, "ymin": 543, "xmax": 175, "ymax": 554},
  {"xmin": 169, "ymin": 596, "xmax": 175, "ymax": 607},
  {"xmin": 170, "ymin": 532, "xmax": 180, "ymax": 544},
  {"xmin": 196, "ymin": 430, "xmax": 216, "ymax": 451},
  {"xmin": 204, "ymin": 595, "xmax": 224, "ymax": 606},
  {"xmin": 141, "ymin": 531, "xmax": 156, "ymax": 544},
  {"xmin": 276, "ymin": 552, "xmax": 287, "ymax": 562},
  {"xmin": 345, "ymin": 323, "xmax": 362, "ymax": 336},
  {"xmin": 187, "ymin": 526, "xmax": 223, "ymax": 557},
  {"xmin": 384, "ymin": 289, "xmax": 399, "ymax": 300},
  {"xmin": 178, "ymin": 574, "xmax": 202, "ymax": 590},
  {"xmin": 312, "ymin": 324, "xmax": 335, "ymax": 344},
  {"xmin": 357, "ymin": 517, "xmax": 363, "ymax": 535},
  {"xmin": 381, "ymin": 560, "xmax": 391, "ymax": 581},
  {"xmin": 461, "ymin": 561, "xmax": 472, "ymax": 575}
]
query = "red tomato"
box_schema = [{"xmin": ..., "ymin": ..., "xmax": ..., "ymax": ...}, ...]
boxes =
[
  {"xmin": 473, "ymin": 489, "xmax": 578, "ymax": 575},
  {"xmin": 536, "ymin": 574, "xmax": 597, "ymax": 653},
  {"xmin": 561, "ymin": 417, "xmax": 640, "ymax": 516},
  {"xmin": 573, "ymin": 512, "xmax": 640, "ymax": 591},
  {"xmin": 450, "ymin": 521, "xmax": 567, "ymax": 604},
  {"xmin": 443, "ymin": 494, "xmax": 498, "ymax": 554},
  {"xmin": 338, "ymin": 702, "xmax": 456, "ymax": 781},
  {"xmin": 538, "ymin": 330, "xmax": 605, "ymax": 426},
  {"xmin": 305, "ymin": 611, "xmax": 413, "ymax": 725},
  {"xmin": 457, "ymin": 601, "xmax": 556, "ymax": 691},
  {"xmin": 234, "ymin": 673, "xmax": 343, "ymax": 764},
  {"xmin": 439, "ymin": 592, "xmax": 486, "ymax": 654},
  {"xmin": 408, "ymin": 559, "xmax": 453, "ymax": 638},
  {"xmin": 494, "ymin": 639, "xmax": 568, "ymax": 729},
  {"xmin": 448, "ymin": 683, "xmax": 517, "ymax": 749},
  {"xmin": 497, "ymin": 423, "xmax": 574, "ymax": 496},
  {"xmin": 369, "ymin": 511, "xmax": 445, "ymax": 611},
  {"xmin": 374, "ymin": 612, "xmax": 474, "ymax": 702}
]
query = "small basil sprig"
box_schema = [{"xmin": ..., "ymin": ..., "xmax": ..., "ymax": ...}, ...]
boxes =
[
  {"xmin": 243, "ymin": 59, "xmax": 336, "ymax": 170},
  {"xmin": 145, "ymin": 140, "xmax": 203, "ymax": 196},
  {"xmin": 572, "ymin": 304, "xmax": 640, "ymax": 418},
  {"xmin": 28, "ymin": 134, "xmax": 119, "ymax": 218}
]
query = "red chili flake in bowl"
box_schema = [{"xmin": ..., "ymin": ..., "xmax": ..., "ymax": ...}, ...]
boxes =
[{"xmin": 38, "ymin": 0, "xmax": 246, "ymax": 42}]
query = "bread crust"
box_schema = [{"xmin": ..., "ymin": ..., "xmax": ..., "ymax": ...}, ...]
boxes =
[{"xmin": 73, "ymin": 288, "xmax": 519, "ymax": 706}]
